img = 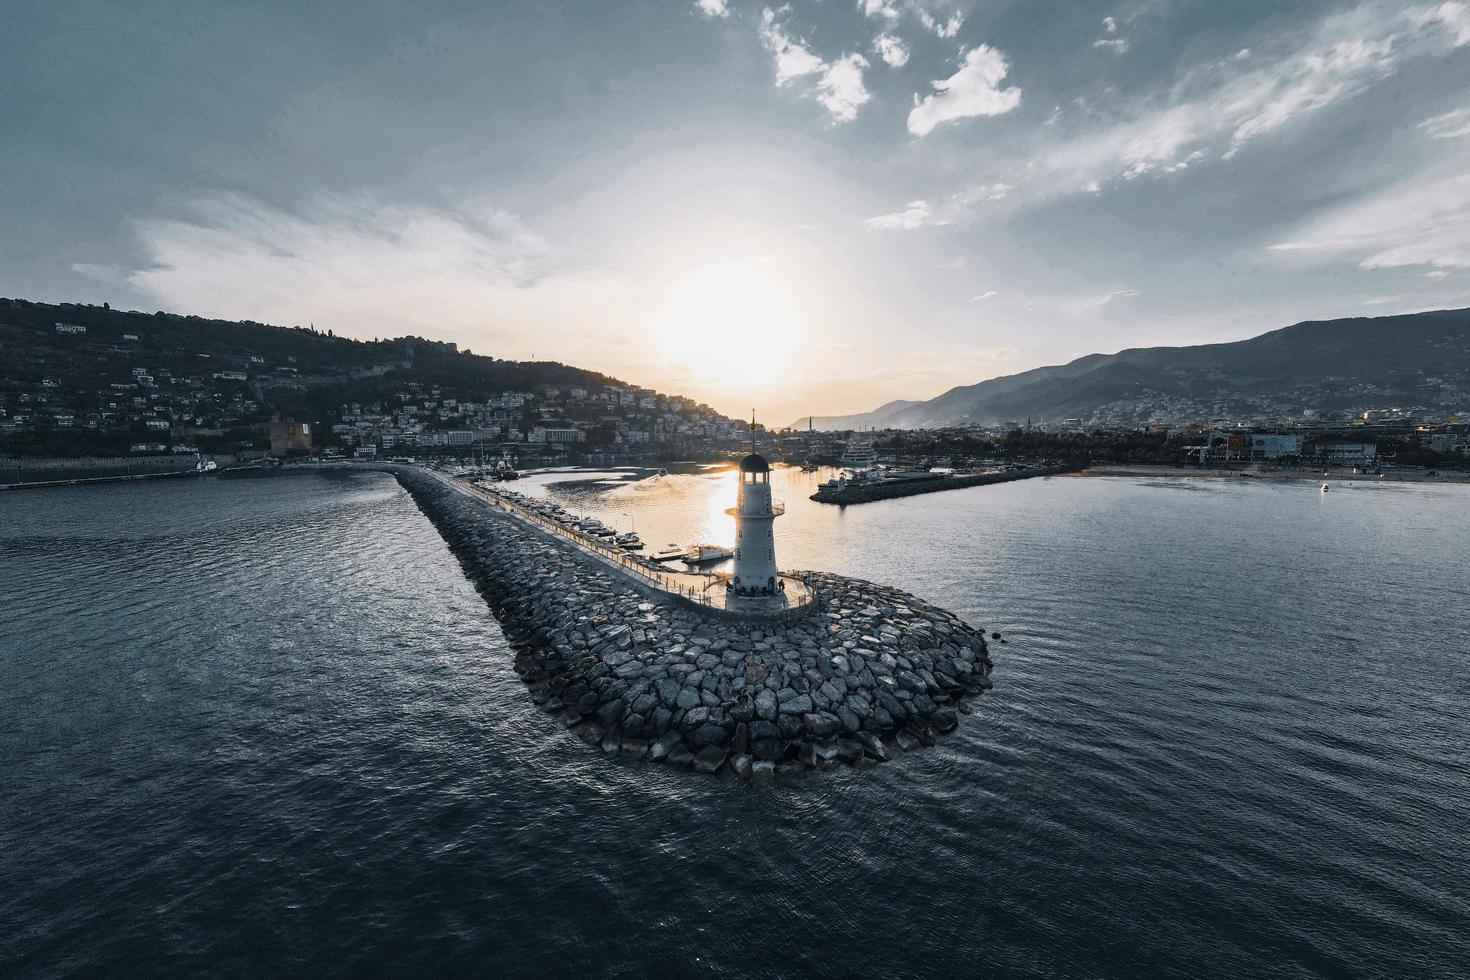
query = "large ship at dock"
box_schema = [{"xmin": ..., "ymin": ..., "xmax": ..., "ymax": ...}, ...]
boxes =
[{"xmin": 838, "ymin": 436, "xmax": 878, "ymax": 472}]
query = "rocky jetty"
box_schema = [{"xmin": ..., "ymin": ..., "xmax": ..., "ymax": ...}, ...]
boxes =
[{"xmin": 393, "ymin": 468, "xmax": 995, "ymax": 779}]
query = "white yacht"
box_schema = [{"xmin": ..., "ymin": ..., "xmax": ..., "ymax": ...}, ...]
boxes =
[
  {"xmin": 684, "ymin": 544, "xmax": 733, "ymax": 565},
  {"xmin": 839, "ymin": 437, "xmax": 878, "ymax": 471}
]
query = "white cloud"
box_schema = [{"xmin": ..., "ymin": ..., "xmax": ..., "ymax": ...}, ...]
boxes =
[
  {"xmin": 759, "ymin": 8, "xmax": 826, "ymax": 84},
  {"xmin": 1025, "ymin": 288, "xmax": 1139, "ymax": 315},
  {"xmin": 1267, "ymin": 166, "xmax": 1470, "ymax": 271},
  {"xmin": 125, "ymin": 194, "xmax": 636, "ymax": 353},
  {"xmin": 907, "ymin": 45, "xmax": 1022, "ymax": 137},
  {"xmin": 864, "ymin": 199, "xmax": 940, "ymax": 230},
  {"xmin": 860, "ymin": 0, "xmax": 900, "ymax": 21},
  {"xmin": 817, "ymin": 54, "xmax": 873, "ymax": 121},
  {"xmin": 1094, "ymin": 15, "xmax": 1128, "ymax": 52},
  {"xmin": 1420, "ymin": 106, "xmax": 1470, "ymax": 138},
  {"xmin": 1423, "ymin": 269, "xmax": 1451, "ymax": 278},
  {"xmin": 917, "ymin": 9, "xmax": 964, "ymax": 38},
  {"xmin": 873, "ymin": 33, "xmax": 910, "ymax": 67},
  {"xmin": 1017, "ymin": 2, "xmax": 1470, "ymax": 196},
  {"xmin": 864, "ymin": 182, "xmax": 1011, "ymax": 230},
  {"xmin": 971, "ymin": 290, "xmax": 998, "ymax": 301},
  {"xmin": 759, "ymin": 8, "xmax": 871, "ymax": 121},
  {"xmin": 1413, "ymin": 1, "xmax": 1470, "ymax": 45},
  {"xmin": 695, "ymin": 0, "xmax": 729, "ymax": 17}
]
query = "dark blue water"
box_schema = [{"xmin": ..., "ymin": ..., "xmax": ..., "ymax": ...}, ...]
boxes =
[{"xmin": 3, "ymin": 469, "xmax": 1467, "ymax": 977}]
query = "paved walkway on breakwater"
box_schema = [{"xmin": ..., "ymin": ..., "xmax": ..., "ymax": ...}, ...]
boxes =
[
  {"xmin": 429, "ymin": 470, "xmax": 815, "ymax": 618},
  {"xmin": 391, "ymin": 466, "xmax": 996, "ymax": 780},
  {"xmin": 811, "ymin": 466, "xmax": 1074, "ymax": 505}
]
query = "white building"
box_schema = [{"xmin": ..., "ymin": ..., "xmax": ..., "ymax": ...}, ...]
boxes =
[
  {"xmin": 54, "ymin": 322, "xmax": 86, "ymax": 334},
  {"xmin": 726, "ymin": 452, "xmax": 783, "ymax": 597},
  {"xmin": 1249, "ymin": 433, "xmax": 1304, "ymax": 460}
]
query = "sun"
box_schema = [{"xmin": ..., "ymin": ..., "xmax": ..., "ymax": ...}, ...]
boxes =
[{"xmin": 651, "ymin": 269, "xmax": 797, "ymax": 390}]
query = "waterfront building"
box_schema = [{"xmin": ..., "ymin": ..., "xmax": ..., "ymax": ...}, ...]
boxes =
[{"xmin": 727, "ymin": 451, "xmax": 784, "ymax": 597}]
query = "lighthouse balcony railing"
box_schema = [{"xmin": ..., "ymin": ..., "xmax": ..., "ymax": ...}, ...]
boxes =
[{"xmin": 725, "ymin": 499, "xmax": 785, "ymax": 517}]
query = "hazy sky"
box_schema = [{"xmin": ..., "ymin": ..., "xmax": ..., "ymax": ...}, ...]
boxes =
[{"xmin": 5, "ymin": 1, "xmax": 1470, "ymax": 422}]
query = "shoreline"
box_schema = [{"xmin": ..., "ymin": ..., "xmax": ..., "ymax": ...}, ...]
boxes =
[{"xmin": 1072, "ymin": 464, "xmax": 1470, "ymax": 484}]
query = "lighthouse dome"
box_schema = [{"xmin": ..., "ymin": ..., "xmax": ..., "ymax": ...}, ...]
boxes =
[{"xmin": 739, "ymin": 452, "xmax": 770, "ymax": 473}]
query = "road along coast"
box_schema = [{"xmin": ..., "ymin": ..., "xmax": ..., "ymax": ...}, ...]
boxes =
[{"xmin": 391, "ymin": 466, "xmax": 995, "ymax": 781}]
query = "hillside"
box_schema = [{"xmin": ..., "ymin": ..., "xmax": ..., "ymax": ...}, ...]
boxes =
[
  {"xmin": 0, "ymin": 297, "xmax": 737, "ymax": 456},
  {"xmin": 813, "ymin": 309, "xmax": 1470, "ymax": 430}
]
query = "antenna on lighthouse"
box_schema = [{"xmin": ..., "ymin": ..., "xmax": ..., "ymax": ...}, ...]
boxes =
[{"xmin": 751, "ymin": 409, "xmax": 756, "ymax": 453}]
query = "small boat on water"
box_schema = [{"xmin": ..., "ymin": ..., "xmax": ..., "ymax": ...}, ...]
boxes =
[
  {"xmin": 615, "ymin": 532, "xmax": 643, "ymax": 550},
  {"xmin": 800, "ymin": 460, "xmax": 819, "ymax": 472},
  {"xmin": 684, "ymin": 544, "xmax": 733, "ymax": 565},
  {"xmin": 1321, "ymin": 482, "xmax": 1330, "ymax": 492}
]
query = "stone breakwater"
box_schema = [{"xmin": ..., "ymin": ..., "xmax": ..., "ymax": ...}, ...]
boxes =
[{"xmin": 393, "ymin": 467, "xmax": 994, "ymax": 779}]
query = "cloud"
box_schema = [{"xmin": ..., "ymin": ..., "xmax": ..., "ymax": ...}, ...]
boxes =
[
  {"xmin": 694, "ymin": 0, "xmax": 729, "ymax": 16},
  {"xmin": 907, "ymin": 45, "xmax": 1022, "ymax": 136},
  {"xmin": 1016, "ymin": 2, "xmax": 1470, "ymax": 195},
  {"xmin": 1423, "ymin": 269, "xmax": 1451, "ymax": 278},
  {"xmin": 917, "ymin": 9, "xmax": 964, "ymax": 38},
  {"xmin": 1103, "ymin": 16, "xmax": 1119, "ymax": 34},
  {"xmin": 759, "ymin": 8, "xmax": 827, "ymax": 84},
  {"xmin": 873, "ymin": 33, "xmax": 910, "ymax": 67},
  {"xmin": 817, "ymin": 54, "xmax": 873, "ymax": 121},
  {"xmin": 971, "ymin": 290, "xmax": 998, "ymax": 301},
  {"xmin": 759, "ymin": 8, "xmax": 872, "ymax": 121},
  {"xmin": 864, "ymin": 200, "xmax": 940, "ymax": 230},
  {"xmin": 1420, "ymin": 106, "xmax": 1470, "ymax": 138},
  {"xmin": 864, "ymin": 182, "xmax": 1010, "ymax": 229},
  {"xmin": 1093, "ymin": 38, "xmax": 1129, "ymax": 53},
  {"xmin": 859, "ymin": 0, "xmax": 900, "ymax": 22},
  {"xmin": 124, "ymin": 194, "xmax": 634, "ymax": 350},
  {"xmin": 1024, "ymin": 288, "xmax": 1139, "ymax": 315},
  {"xmin": 1268, "ymin": 165, "xmax": 1470, "ymax": 271}
]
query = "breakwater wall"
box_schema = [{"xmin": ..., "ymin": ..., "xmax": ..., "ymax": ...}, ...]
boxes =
[
  {"xmin": 391, "ymin": 467, "xmax": 995, "ymax": 780},
  {"xmin": 812, "ymin": 466, "xmax": 1073, "ymax": 505}
]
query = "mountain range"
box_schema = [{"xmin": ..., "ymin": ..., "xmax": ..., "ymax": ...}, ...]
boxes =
[{"xmin": 796, "ymin": 309, "xmax": 1470, "ymax": 430}]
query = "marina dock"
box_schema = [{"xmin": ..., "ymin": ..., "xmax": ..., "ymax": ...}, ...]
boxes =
[{"xmin": 811, "ymin": 465, "xmax": 1073, "ymax": 505}]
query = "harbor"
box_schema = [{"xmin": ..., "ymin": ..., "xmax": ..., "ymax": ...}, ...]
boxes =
[
  {"xmin": 811, "ymin": 463, "xmax": 1074, "ymax": 504},
  {"xmin": 809, "ymin": 435, "xmax": 1073, "ymax": 504}
]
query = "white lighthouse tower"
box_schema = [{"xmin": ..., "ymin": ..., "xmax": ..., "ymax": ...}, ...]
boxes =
[{"xmin": 726, "ymin": 421, "xmax": 784, "ymax": 598}]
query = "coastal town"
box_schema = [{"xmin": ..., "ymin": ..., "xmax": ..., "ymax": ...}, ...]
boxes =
[{"xmin": 3, "ymin": 298, "xmax": 1468, "ymax": 489}]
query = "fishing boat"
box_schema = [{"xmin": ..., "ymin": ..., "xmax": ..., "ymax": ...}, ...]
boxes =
[
  {"xmin": 1321, "ymin": 482, "xmax": 1330, "ymax": 492},
  {"xmin": 800, "ymin": 460, "xmax": 819, "ymax": 472},
  {"xmin": 615, "ymin": 532, "xmax": 643, "ymax": 550}
]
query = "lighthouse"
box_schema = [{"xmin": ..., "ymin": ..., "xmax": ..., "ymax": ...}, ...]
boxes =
[{"xmin": 726, "ymin": 449, "xmax": 784, "ymax": 598}]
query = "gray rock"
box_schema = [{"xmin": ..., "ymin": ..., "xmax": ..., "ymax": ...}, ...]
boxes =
[
  {"xmin": 692, "ymin": 745, "xmax": 728, "ymax": 774},
  {"xmin": 780, "ymin": 694, "xmax": 813, "ymax": 715},
  {"xmin": 649, "ymin": 730, "xmax": 682, "ymax": 760},
  {"xmin": 755, "ymin": 689, "xmax": 777, "ymax": 721}
]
